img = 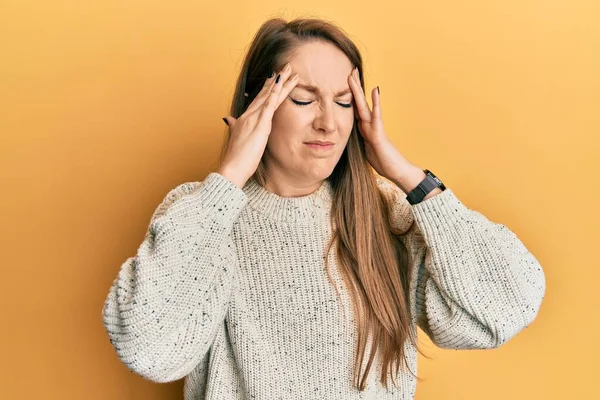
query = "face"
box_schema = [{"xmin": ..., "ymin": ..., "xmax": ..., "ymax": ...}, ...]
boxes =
[{"xmin": 264, "ymin": 41, "xmax": 356, "ymax": 186}]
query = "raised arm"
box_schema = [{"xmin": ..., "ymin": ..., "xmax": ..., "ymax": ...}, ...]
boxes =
[
  {"xmin": 102, "ymin": 172, "xmax": 247, "ymax": 382},
  {"xmin": 378, "ymin": 177, "xmax": 546, "ymax": 349}
]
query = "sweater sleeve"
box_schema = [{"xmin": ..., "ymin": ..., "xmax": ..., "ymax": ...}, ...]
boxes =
[
  {"xmin": 377, "ymin": 177, "xmax": 546, "ymax": 349},
  {"xmin": 102, "ymin": 172, "xmax": 248, "ymax": 382}
]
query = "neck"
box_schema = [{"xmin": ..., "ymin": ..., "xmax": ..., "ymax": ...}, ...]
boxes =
[
  {"xmin": 242, "ymin": 175, "xmax": 334, "ymax": 224},
  {"xmin": 261, "ymin": 165, "xmax": 326, "ymax": 198}
]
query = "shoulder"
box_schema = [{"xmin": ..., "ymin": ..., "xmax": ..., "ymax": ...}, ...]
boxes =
[
  {"xmin": 151, "ymin": 181, "xmax": 202, "ymax": 223},
  {"xmin": 161, "ymin": 181, "xmax": 202, "ymax": 206},
  {"xmin": 164, "ymin": 181, "xmax": 202, "ymax": 200}
]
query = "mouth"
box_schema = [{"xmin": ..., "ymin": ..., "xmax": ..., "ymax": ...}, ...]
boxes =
[{"xmin": 304, "ymin": 142, "xmax": 335, "ymax": 150}]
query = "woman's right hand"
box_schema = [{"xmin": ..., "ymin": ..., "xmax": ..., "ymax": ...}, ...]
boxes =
[{"xmin": 217, "ymin": 63, "xmax": 299, "ymax": 188}]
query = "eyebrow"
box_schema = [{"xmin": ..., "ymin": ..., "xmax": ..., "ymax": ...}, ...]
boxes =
[{"xmin": 294, "ymin": 83, "xmax": 352, "ymax": 97}]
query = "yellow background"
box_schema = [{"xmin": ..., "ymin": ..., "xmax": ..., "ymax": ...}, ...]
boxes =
[{"xmin": 1, "ymin": 1, "xmax": 597, "ymax": 399}]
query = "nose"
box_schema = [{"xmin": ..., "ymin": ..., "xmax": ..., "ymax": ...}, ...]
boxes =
[{"xmin": 313, "ymin": 102, "xmax": 336, "ymax": 134}]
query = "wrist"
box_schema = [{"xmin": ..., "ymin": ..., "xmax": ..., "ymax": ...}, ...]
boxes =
[
  {"xmin": 216, "ymin": 166, "xmax": 247, "ymax": 189},
  {"xmin": 393, "ymin": 166, "xmax": 445, "ymax": 203},
  {"xmin": 390, "ymin": 164, "xmax": 427, "ymax": 195}
]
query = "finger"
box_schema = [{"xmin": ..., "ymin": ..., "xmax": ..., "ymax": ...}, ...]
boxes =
[
  {"xmin": 223, "ymin": 115, "xmax": 237, "ymax": 130},
  {"xmin": 275, "ymin": 72, "xmax": 299, "ymax": 109},
  {"xmin": 247, "ymin": 63, "xmax": 292, "ymax": 115},
  {"xmin": 245, "ymin": 72, "xmax": 278, "ymax": 115},
  {"xmin": 349, "ymin": 67, "xmax": 372, "ymax": 124},
  {"xmin": 257, "ymin": 64, "xmax": 295, "ymax": 122},
  {"xmin": 372, "ymin": 86, "xmax": 382, "ymax": 125}
]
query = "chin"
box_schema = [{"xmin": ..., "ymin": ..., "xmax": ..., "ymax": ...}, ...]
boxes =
[{"xmin": 305, "ymin": 168, "xmax": 335, "ymax": 181}]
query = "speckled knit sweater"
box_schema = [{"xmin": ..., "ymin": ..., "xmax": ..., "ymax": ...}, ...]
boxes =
[{"xmin": 102, "ymin": 171, "xmax": 546, "ymax": 399}]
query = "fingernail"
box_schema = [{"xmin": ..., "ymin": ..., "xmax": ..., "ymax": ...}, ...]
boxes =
[
  {"xmin": 269, "ymin": 71, "xmax": 275, "ymax": 78},
  {"xmin": 222, "ymin": 117, "xmax": 229, "ymax": 126},
  {"xmin": 377, "ymin": 86, "xmax": 380, "ymax": 95},
  {"xmin": 275, "ymin": 74, "xmax": 281, "ymax": 84}
]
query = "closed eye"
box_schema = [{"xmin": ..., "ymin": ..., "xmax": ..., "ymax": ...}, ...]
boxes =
[{"xmin": 289, "ymin": 97, "xmax": 352, "ymax": 109}]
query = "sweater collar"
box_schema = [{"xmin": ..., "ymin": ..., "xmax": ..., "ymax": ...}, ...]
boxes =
[{"xmin": 243, "ymin": 177, "xmax": 334, "ymax": 223}]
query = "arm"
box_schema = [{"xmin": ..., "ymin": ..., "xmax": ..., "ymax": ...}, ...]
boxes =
[
  {"xmin": 377, "ymin": 177, "xmax": 546, "ymax": 349},
  {"xmin": 102, "ymin": 172, "xmax": 247, "ymax": 382}
]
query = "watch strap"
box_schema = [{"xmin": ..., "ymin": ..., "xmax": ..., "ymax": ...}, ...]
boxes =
[{"xmin": 406, "ymin": 169, "xmax": 446, "ymax": 205}]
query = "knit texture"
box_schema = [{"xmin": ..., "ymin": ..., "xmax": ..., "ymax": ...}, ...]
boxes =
[{"xmin": 102, "ymin": 172, "xmax": 546, "ymax": 399}]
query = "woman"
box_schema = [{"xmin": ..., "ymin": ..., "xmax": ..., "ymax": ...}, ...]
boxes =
[{"xmin": 102, "ymin": 17, "xmax": 546, "ymax": 399}]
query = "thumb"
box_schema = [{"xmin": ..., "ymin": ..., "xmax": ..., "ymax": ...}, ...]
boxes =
[{"xmin": 222, "ymin": 116, "xmax": 237, "ymax": 128}]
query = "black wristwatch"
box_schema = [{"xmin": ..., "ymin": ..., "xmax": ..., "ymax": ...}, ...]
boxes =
[{"xmin": 406, "ymin": 169, "xmax": 446, "ymax": 205}]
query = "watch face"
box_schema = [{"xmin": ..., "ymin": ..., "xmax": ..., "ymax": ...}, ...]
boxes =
[{"xmin": 426, "ymin": 170, "xmax": 446, "ymax": 190}]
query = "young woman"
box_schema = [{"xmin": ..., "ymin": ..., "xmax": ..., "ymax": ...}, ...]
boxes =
[{"xmin": 102, "ymin": 17, "xmax": 546, "ymax": 399}]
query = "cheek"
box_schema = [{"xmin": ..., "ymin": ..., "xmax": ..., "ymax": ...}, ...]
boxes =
[
  {"xmin": 267, "ymin": 108, "xmax": 302, "ymax": 154},
  {"xmin": 272, "ymin": 101, "xmax": 303, "ymax": 125},
  {"xmin": 270, "ymin": 103, "xmax": 312, "ymax": 145},
  {"xmin": 341, "ymin": 113, "xmax": 355, "ymax": 137}
]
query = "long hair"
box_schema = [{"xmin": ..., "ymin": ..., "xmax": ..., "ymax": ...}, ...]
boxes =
[{"xmin": 219, "ymin": 17, "xmax": 428, "ymax": 391}]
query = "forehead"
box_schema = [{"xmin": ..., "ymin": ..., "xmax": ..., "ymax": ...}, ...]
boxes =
[{"xmin": 287, "ymin": 41, "xmax": 354, "ymax": 92}]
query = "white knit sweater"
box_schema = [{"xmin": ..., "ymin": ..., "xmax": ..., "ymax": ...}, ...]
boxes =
[{"xmin": 102, "ymin": 171, "xmax": 546, "ymax": 399}]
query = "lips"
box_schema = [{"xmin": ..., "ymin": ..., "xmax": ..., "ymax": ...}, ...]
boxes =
[
  {"xmin": 304, "ymin": 141, "xmax": 334, "ymax": 145},
  {"xmin": 304, "ymin": 141, "xmax": 335, "ymax": 152}
]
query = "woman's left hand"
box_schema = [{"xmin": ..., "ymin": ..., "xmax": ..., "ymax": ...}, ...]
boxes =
[{"xmin": 348, "ymin": 67, "xmax": 417, "ymax": 189}]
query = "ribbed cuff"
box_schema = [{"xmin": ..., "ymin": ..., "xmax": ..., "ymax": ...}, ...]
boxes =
[
  {"xmin": 189, "ymin": 172, "xmax": 248, "ymax": 229},
  {"xmin": 410, "ymin": 188, "xmax": 471, "ymax": 238}
]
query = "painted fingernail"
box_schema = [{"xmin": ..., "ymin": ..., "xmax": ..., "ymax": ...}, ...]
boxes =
[
  {"xmin": 276, "ymin": 74, "xmax": 281, "ymax": 84},
  {"xmin": 222, "ymin": 117, "xmax": 229, "ymax": 126},
  {"xmin": 269, "ymin": 71, "xmax": 275, "ymax": 78},
  {"xmin": 377, "ymin": 86, "xmax": 380, "ymax": 94}
]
